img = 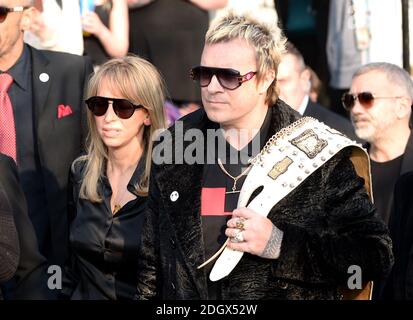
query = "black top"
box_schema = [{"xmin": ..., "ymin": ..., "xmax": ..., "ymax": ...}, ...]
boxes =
[
  {"xmin": 4, "ymin": 45, "xmax": 49, "ymax": 260},
  {"xmin": 64, "ymin": 156, "xmax": 147, "ymax": 300},
  {"xmin": 371, "ymin": 155, "xmax": 403, "ymax": 225},
  {"xmin": 201, "ymin": 108, "xmax": 271, "ymax": 299},
  {"xmin": 129, "ymin": 0, "xmax": 209, "ymax": 104},
  {"xmin": 83, "ymin": 4, "xmax": 111, "ymax": 66}
]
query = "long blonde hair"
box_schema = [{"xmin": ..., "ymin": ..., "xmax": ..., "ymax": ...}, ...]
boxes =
[{"xmin": 75, "ymin": 55, "xmax": 166, "ymax": 202}]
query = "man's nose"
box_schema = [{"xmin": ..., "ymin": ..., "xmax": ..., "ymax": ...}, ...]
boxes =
[{"xmin": 207, "ymin": 75, "xmax": 223, "ymax": 92}]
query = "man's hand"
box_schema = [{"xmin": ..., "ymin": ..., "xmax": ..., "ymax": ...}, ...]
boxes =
[{"xmin": 225, "ymin": 207, "xmax": 283, "ymax": 259}]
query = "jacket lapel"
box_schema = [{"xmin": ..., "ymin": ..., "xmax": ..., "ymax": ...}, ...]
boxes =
[
  {"xmin": 401, "ymin": 132, "xmax": 413, "ymax": 175},
  {"xmin": 30, "ymin": 46, "xmax": 51, "ymax": 126},
  {"xmin": 155, "ymin": 111, "xmax": 215, "ymax": 298}
]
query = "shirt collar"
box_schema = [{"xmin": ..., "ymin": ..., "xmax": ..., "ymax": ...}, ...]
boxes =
[
  {"xmin": 101, "ymin": 152, "xmax": 147, "ymax": 197},
  {"xmin": 297, "ymin": 95, "xmax": 309, "ymax": 115},
  {"xmin": 4, "ymin": 44, "xmax": 31, "ymax": 91}
]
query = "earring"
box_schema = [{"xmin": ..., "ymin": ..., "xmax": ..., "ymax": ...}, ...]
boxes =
[{"xmin": 144, "ymin": 117, "xmax": 151, "ymax": 126}]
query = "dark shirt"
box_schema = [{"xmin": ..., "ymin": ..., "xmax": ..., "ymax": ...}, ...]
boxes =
[
  {"xmin": 65, "ymin": 156, "xmax": 147, "ymax": 300},
  {"xmin": 371, "ymin": 155, "xmax": 403, "ymax": 225},
  {"xmin": 3, "ymin": 45, "xmax": 49, "ymax": 259},
  {"xmin": 201, "ymin": 108, "xmax": 271, "ymax": 299}
]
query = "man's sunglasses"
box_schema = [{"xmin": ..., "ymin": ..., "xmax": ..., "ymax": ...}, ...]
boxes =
[
  {"xmin": 341, "ymin": 92, "xmax": 403, "ymax": 111},
  {"xmin": 0, "ymin": 6, "xmax": 28, "ymax": 23},
  {"xmin": 85, "ymin": 96, "xmax": 144, "ymax": 119},
  {"xmin": 190, "ymin": 66, "xmax": 256, "ymax": 90}
]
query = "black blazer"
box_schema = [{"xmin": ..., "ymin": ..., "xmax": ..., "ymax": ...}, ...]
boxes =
[
  {"xmin": 27, "ymin": 46, "xmax": 93, "ymax": 265},
  {"xmin": 0, "ymin": 154, "xmax": 52, "ymax": 299},
  {"xmin": 0, "ymin": 157, "xmax": 19, "ymax": 284},
  {"xmin": 386, "ymin": 171, "xmax": 413, "ymax": 299},
  {"xmin": 303, "ymin": 100, "xmax": 358, "ymax": 141}
]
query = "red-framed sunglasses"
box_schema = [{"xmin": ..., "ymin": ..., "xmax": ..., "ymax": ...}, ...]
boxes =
[{"xmin": 190, "ymin": 66, "xmax": 256, "ymax": 90}]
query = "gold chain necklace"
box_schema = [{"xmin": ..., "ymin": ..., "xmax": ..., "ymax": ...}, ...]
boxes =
[
  {"xmin": 112, "ymin": 186, "xmax": 130, "ymax": 215},
  {"xmin": 217, "ymin": 158, "xmax": 252, "ymax": 194}
]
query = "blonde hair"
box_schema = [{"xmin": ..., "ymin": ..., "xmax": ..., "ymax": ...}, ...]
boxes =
[
  {"xmin": 206, "ymin": 12, "xmax": 286, "ymax": 105},
  {"xmin": 74, "ymin": 55, "xmax": 166, "ymax": 202}
]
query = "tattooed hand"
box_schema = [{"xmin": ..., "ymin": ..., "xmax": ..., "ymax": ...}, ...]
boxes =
[{"xmin": 225, "ymin": 207, "xmax": 283, "ymax": 259}]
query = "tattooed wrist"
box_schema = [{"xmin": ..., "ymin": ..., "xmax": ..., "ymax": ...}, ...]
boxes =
[{"xmin": 260, "ymin": 224, "xmax": 283, "ymax": 259}]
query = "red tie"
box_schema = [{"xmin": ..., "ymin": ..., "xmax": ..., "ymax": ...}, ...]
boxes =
[{"xmin": 0, "ymin": 73, "xmax": 17, "ymax": 162}]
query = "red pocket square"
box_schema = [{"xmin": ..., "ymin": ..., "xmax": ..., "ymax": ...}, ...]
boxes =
[{"xmin": 57, "ymin": 104, "xmax": 73, "ymax": 119}]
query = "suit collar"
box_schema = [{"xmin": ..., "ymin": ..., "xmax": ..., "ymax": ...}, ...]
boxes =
[
  {"xmin": 5, "ymin": 44, "xmax": 31, "ymax": 91},
  {"xmin": 29, "ymin": 46, "xmax": 51, "ymax": 118}
]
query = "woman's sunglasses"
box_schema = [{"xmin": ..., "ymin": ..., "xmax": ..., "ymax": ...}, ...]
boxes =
[
  {"xmin": 0, "ymin": 6, "xmax": 28, "ymax": 23},
  {"xmin": 85, "ymin": 96, "xmax": 144, "ymax": 119},
  {"xmin": 190, "ymin": 66, "xmax": 256, "ymax": 90},
  {"xmin": 341, "ymin": 92, "xmax": 403, "ymax": 111}
]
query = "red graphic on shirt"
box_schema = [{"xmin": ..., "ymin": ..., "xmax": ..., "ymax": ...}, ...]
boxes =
[{"xmin": 201, "ymin": 188, "xmax": 232, "ymax": 216}]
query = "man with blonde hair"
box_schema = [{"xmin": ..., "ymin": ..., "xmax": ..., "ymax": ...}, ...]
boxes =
[{"xmin": 137, "ymin": 12, "xmax": 393, "ymax": 300}]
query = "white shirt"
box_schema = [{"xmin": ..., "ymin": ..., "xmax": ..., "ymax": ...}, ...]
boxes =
[{"xmin": 297, "ymin": 95, "xmax": 309, "ymax": 116}]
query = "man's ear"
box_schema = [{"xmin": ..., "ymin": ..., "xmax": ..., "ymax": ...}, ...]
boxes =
[
  {"xmin": 20, "ymin": 7, "xmax": 35, "ymax": 31},
  {"xmin": 299, "ymin": 68, "xmax": 311, "ymax": 93},
  {"xmin": 258, "ymin": 69, "xmax": 276, "ymax": 94},
  {"xmin": 396, "ymin": 96, "xmax": 413, "ymax": 119}
]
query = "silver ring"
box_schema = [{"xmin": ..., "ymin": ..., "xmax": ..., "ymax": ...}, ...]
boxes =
[
  {"xmin": 230, "ymin": 230, "xmax": 244, "ymax": 243},
  {"xmin": 235, "ymin": 217, "xmax": 245, "ymax": 230}
]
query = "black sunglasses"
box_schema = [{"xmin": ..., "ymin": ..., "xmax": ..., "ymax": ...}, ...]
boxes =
[
  {"xmin": 190, "ymin": 66, "xmax": 256, "ymax": 90},
  {"xmin": 85, "ymin": 96, "xmax": 144, "ymax": 119},
  {"xmin": 341, "ymin": 91, "xmax": 403, "ymax": 111},
  {"xmin": 0, "ymin": 6, "xmax": 28, "ymax": 23}
]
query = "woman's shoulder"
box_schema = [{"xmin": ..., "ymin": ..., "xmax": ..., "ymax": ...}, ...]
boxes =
[{"xmin": 71, "ymin": 155, "xmax": 89, "ymax": 182}]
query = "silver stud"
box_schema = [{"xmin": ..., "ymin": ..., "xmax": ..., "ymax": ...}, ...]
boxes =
[
  {"xmin": 313, "ymin": 163, "xmax": 318, "ymax": 168},
  {"xmin": 297, "ymin": 176, "xmax": 303, "ymax": 181},
  {"xmin": 289, "ymin": 183, "xmax": 295, "ymax": 188},
  {"xmin": 298, "ymin": 163, "xmax": 304, "ymax": 169},
  {"xmin": 329, "ymin": 150, "xmax": 334, "ymax": 155},
  {"xmin": 282, "ymin": 182, "xmax": 287, "ymax": 187},
  {"xmin": 321, "ymin": 156, "xmax": 326, "ymax": 161},
  {"xmin": 292, "ymin": 151, "xmax": 298, "ymax": 156},
  {"xmin": 305, "ymin": 169, "xmax": 310, "ymax": 174}
]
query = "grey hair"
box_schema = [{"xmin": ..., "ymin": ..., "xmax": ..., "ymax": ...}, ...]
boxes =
[{"xmin": 353, "ymin": 62, "xmax": 413, "ymax": 99}]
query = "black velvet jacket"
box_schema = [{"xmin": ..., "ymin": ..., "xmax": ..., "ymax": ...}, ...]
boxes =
[{"xmin": 136, "ymin": 100, "xmax": 394, "ymax": 300}]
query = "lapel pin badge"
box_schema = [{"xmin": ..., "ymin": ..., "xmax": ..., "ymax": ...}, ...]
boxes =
[
  {"xmin": 170, "ymin": 191, "xmax": 179, "ymax": 202},
  {"xmin": 39, "ymin": 73, "xmax": 49, "ymax": 83}
]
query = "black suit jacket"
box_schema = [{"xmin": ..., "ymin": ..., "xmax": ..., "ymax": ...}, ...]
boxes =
[
  {"xmin": 386, "ymin": 171, "xmax": 413, "ymax": 299},
  {"xmin": 26, "ymin": 46, "xmax": 93, "ymax": 265},
  {"xmin": 0, "ymin": 158, "xmax": 19, "ymax": 285},
  {"xmin": 304, "ymin": 100, "xmax": 358, "ymax": 141},
  {"xmin": 0, "ymin": 154, "xmax": 52, "ymax": 299}
]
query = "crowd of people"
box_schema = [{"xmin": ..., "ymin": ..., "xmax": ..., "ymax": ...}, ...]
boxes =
[{"xmin": 1, "ymin": 0, "xmax": 413, "ymax": 301}]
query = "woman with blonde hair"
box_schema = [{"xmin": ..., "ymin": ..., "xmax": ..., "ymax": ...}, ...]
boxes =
[{"xmin": 62, "ymin": 55, "xmax": 166, "ymax": 300}]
